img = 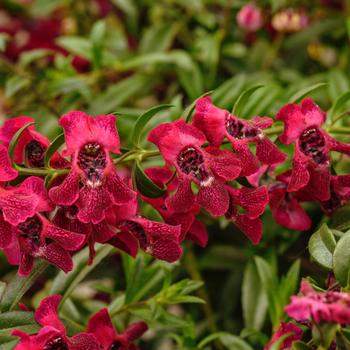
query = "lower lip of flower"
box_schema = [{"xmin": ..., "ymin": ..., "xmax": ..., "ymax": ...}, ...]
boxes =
[
  {"xmin": 121, "ymin": 220, "xmax": 148, "ymax": 249},
  {"xmin": 43, "ymin": 335, "xmax": 69, "ymax": 350},
  {"xmin": 77, "ymin": 143, "xmax": 107, "ymax": 187},
  {"xmin": 17, "ymin": 215, "xmax": 42, "ymax": 250},
  {"xmin": 25, "ymin": 140, "xmax": 46, "ymax": 167},
  {"xmin": 176, "ymin": 147, "xmax": 210, "ymax": 182},
  {"xmin": 225, "ymin": 116, "xmax": 259, "ymax": 139},
  {"xmin": 299, "ymin": 127, "xmax": 328, "ymax": 164}
]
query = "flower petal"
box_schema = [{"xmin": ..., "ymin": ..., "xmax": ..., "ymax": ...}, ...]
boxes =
[
  {"xmin": 49, "ymin": 171, "xmax": 80, "ymax": 206},
  {"xmin": 70, "ymin": 333, "xmax": 101, "ymax": 350},
  {"xmin": 123, "ymin": 321, "xmax": 148, "ymax": 342},
  {"xmin": 0, "ymin": 213, "xmax": 14, "ymax": 248},
  {"xmin": 187, "ymin": 219, "xmax": 208, "ymax": 247},
  {"xmin": 197, "ymin": 181, "xmax": 229, "ymax": 216},
  {"xmin": 108, "ymin": 230, "xmax": 139, "ymax": 257},
  {"xmin": 0, "ymin": 144, "xmax": 18, "ymax": 181},
  {"xmin": 165, "ymin": 176, "xmax": 195, "ymax": 213},
  {"xmin": 105, "ymin": 172, "xmax": 136, "ymax": 206},
  {"xmin": 235, "ymin": 215, "xmax": 262, "ymax": 244},
  {"xmin": 41, "ymin": 243, "xmax": 73, "ymax": 273},
  {"xmin": 256, "ymin": 137, "xmax": 287, "ymax": 165}
]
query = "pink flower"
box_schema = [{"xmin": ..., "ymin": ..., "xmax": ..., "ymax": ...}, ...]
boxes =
[
  {"xmin": 143, "ymin": 167, "xmax": 208, "ymax": 247},
  {"xmin": 276, "ymin": 98, "xmax": 350, "ymax": 201},
  {"xmin": 225, "ymin": 185, "xmax": 269, "ymax": 244},
  {"xmin": 194, "ymin": 96, "xmax": 287, "ymax": 176},
  {"xmin": 0, "ymin": 143, "xmax": 18, "ymax": 181},
  {"xmin": 264, "ymin": 322, "xmax": 303, "ymax": 350},
  {"xmin": 2, "ymin": 177, "xmax": 85, "ymax": 276},
  {"xmin": 49, "ymin": 112, "xmax": 136, "ymax": 224},
  {"xmin": 148, "ymin": 120, "xmax": 241, "ymax": 216},
  {"xmin": 87, "ymin": 308, "xmax": 148, "ymax": 350},
  {"xmin": 237, "ymin": 3, "xmax": 263, "ymax": 32},
  {"xmin": 0, "ymin": 116, "xmax": 67, "ymax": 168},
  {"xmin": 13, "ymin": 295, "xmax": 99, "ymax": 350},
  {"xmin": 271, "ymin": 8, "xmax": 309, "ymax": 33},
  {"xmin": 285, "ymin": 280, "xmax": 350, "ymax": 324},
  {"xmin": 107, "ymin": 198, "xmax": 183, "ymax": 263}
]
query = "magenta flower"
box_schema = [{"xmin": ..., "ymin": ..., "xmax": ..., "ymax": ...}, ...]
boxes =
[
  {"xmin": 264, "ymin": 322, "xmax": 303, "ymax": 350},
  {"xmin": 237, "ymin": 3, "xmax": 263, "ymax": 32},
  {"xmin": 285, "ymin": 280, "xmax": 350, "ymax": 324},
  {"xmin": 276, "ymin": 98, "xmax": 350, "ymax": 201},
  {"xmin": 143, "ymin": 167, "xmax": 208, "ymax": 247},
  {"xmin": 49, "ymin": 112, "xmax": 136, "ymax": 224},
  {"xmin": 0, "ymin": 116, "xmax": 67, "ymax": 168},
  {"xmin": 148, "ymin": 120, "xmax": 241, "ymax": 216},
  {"xmin": 2, "ymin": 177, "xmax": 85, "ymax": 276},
  {"xmin": 13, "ymin": 295, "xmax": 99, "ymax": 350},
  {"xmin": 107, "ymin": 198, "xmax": 183, "ymax": 263},
  {"xmin": 225, "ymin": 185, "xmax": 269, "ymax": 244},
  {"xmin": 0, "ymin": 143, "xmax": 18, "ymax": 181},
  {"xmin": 87, "ymin": 308, "xmax": 148, "ymax": 350},
  {"xmin": 194, "ymin": 96, "xmax": 287, "ymax": 176}
]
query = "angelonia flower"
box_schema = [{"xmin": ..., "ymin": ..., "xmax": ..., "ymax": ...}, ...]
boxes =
[
  {"xmin": 12, "ymin": 295, "xmax": 147, "ymax": 350},
  {"xmin": 271, "ymin": 8, "xmax": 309, "ymax": 32},
  {"xmin": 264, "ymin": 322, "xmax": 303, "ymax": 350},
  {"xmin": 236, "ymin": 3, "xmax": 263, "ymax": 32}
]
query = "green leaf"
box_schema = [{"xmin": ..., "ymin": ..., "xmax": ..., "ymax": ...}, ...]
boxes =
[
  {"xmin": 131, "ymin": 104, "xmax": 173, "ymax": 147},
  {"xmin": 44, "ymin": 133, "xmax": 65, "ymax": 168},
  {"xmin": 318, "ymin": 223, "xmax": 336, "ymax": 253},
  {"xmin": 182, "ymin": 91, "xmax": 213, "ymax": 123},
  {"xmin": 328, "ymin": 90, "xmax": 350, "ymax": 121},
  {"xmin": 328, "ymin": 69, "xmax": 350, "ymax": 102},
  {"xmin": 232, "ymin": 85, "xmax": 264, "ymax": 117},
  {"xmin": 333, "ymin": 231, "xmax": 350, "ymax": 286},
  {"xmin": 19, "ymin": 49, "xmax": 52, "ymax": 67},
  {"xmin": 133, "ymin": 160, "xmax": 166, "ymax": 198},
  {"xmin": 50, "ymin": 245, "xmax": 113, "ymax": 306},
  {"xmin": 308, "ymin": 227, "xmax": 334, "ymax": 270},
  {"xmin": 279, "ymin": 259, "xmax": 300, "ymax": 306},
  {"xmin": 5, "ymin": 75, "xmax": 30, "ymax": 98},
  {"xmin": 242, "ymin": 261, "xmax": 267, "ymax": 331},
  {"xmin": 292, "ymin": 341, "xmax": 313, "ymax": 350},
  {"xmin": 269, "ymin": 333, "xmax": 295, "ymax": 350},
  {"xmin": 288, "ymin": 82, "xmax": 327, "ymax": 104},
  {"xmin": 0, "ymin": 311, "xmax": 36, "ymax": 334},
  {"xmin": 199, "ymin": 332, "xmax": 254, "ymax": 350},
  {"xmin": 0, "ymin": 260, "xmax": 48, "ymax": 312},
  {"xmin": 90, "ymin": 20, "xmax": 106, "ymax": 69},
  {"xmin": 56, "ymin": 36, "xmax": 92, "ymax": 60},
  {"xmin": 7, "ymin": 121, "xmax": 35, "ymax": 164}
]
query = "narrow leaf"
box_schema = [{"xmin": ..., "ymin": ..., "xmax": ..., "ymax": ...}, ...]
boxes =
[
  {"xmin": 8, "ymin": 122, "xmax": 34, "ymax": 164},
  {"xmin": 328, "ymin": 90, "xmax": 350, "ymax": 121},
  {"xmin": 44, "ymin": 133, "xmax": 65, "ymax": 168},
  {"xmin": 232, "ymin": 85, "xmax": 264, "ymax": 117},
  {"xmin": 288, "ymin": 82, "xmax": 327, "ymax": 104},
  {"xmin": 181, "ymin": 91, "xmax": 213, "ymax": 123}
]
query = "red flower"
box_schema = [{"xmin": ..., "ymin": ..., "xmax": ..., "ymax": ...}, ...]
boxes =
[
  {"xmin": 0, "ymin": 116, "xmax": 67, "ymax": 168},
  {"xmin": 13, "ymin": 295, "xmax": 99, "ymax": 350},
  {"xmin": 2, "ymin": 177, "xmax": 85, "ymax": 276},
  {"xmin": 143, "ymin": 167, "xmax": 208, "ymax": 247},
  {"xmin": 107, "ymin": 198, "xmax": 183, "ymax": 263},
  {"xmin": 148, "ymin": 120, "xmax": 241, "ymax": 216},
  {"xmin": 285, "ymin": 280, "xmax": 350, "ymax": 324},
  {"xmin": 0, "ymin": 143, "xmax": 18, "ymax": 181},
  {"xmin": 87, "ymin": 308, "xmax": 148, "ymax": 350},
  {"xmin": 194, "ymin": 96, "xmax": 287, "ymax": 176},
  {"xmin": 276, "ymin": 98, "xmax": 350, "ymax": 201},
  {"xmin": 49, "ymin": 112, "xmax": 135, "ymax": 224},
  {"xmin": 264, "ymin": 322, "xmax": 303, "ymax": 350},
  {"xmin": 225, "ymin": 185, "xmax": 269, "ymax": 244}
]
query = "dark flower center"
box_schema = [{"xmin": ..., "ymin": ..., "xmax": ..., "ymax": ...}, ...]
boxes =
[
  {"xmin": 25, "ymin": 140, "xmax": 46, "ymax": 167},
  {"xmin": 77, "ymin": 143, "xmax": 107, "ymax": 187},
  {"xmin": 109, "ymin": 340, "xmax": 123, "ymax": 350},
  {"xmin": 64, "ymin": 205, "xmax": 79, "ymax": 220},
  {"xmin": 176, "ymin": 147, "xmax": 209, "ymax": 182},
  {"xmin": 321, "ymin": 189, "xmax": 342, "ymax": 215},
  {"xmin": 299, "ymin": 127, "xmax": 328, "ymax": 164},
  {"xmin": 43, "ymin": 336, "xmax": 68, "ymax": 350},
  {"xmin": 17, "ymin": 215, "xmax": 42, "ymax": 249},
  {"xmin": 225, "ymin": 116, "xmax": 259, "ymax": 139},
  {"xmin": 121, "ymin": 220, "xmax": 148, "ymax": 249}
]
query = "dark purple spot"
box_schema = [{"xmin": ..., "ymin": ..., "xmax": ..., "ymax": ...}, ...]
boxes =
[
  {"xmin": 25, "ymin": 140, "xmax": 46, "ymax": 167},
  {"xmin": 176, "ymin": 147, "xmax": 209, "ymax": 182},
  {"xmin": 64, "ymin": 205, "xmax": 79, "ymax": 220},
  {"xmin": 321, "ymin": 190, "xmax": 341, "ymax": 215},
  {"xmin": 299, "ymin": 127, "xmax": 328, "ymax": 164},
  {"xmin": 121, "ymin": 220, "xmax": 148, "ymax": 249},
  {"xmin": 109, "ymin": 340, "xmax": 123, "ymax": 350},
  {"xmin": 43, "ymin": 336, "xmax": 68, "ymax": 350},
  {"xmin": 225, "ymin": 116, "xmax": 259, "ymax": 139},
  {"xmin": 77, "ymin": 143, "xmax": 107, "ymax": 186},
  {"xmin": 17, "ymin": 215, "xmax": 42, "ymax": 249}
]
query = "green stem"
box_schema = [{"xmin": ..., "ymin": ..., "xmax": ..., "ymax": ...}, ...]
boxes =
[{"xmin": 16, "ymin": 166, "xmax": 69, "ymax": 177}]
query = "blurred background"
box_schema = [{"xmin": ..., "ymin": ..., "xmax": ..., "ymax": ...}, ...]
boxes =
[{"xmin": 1, "ymin": 1, "xmax": 350, "ymax": 349}]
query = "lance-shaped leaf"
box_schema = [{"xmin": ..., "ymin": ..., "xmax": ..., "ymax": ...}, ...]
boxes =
[
  {"xmin": 44, "ymin": 133, "xmax": 65, "ymax": 168},
  {"xmin": 232, "ymin": 85, "xmax": 264, "ymax": 117},
  {"xmin": 288, "ymin": 82, "xmax": 326, "ymax": 104}
]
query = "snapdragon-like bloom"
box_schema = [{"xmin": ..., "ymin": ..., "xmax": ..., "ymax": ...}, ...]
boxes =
[
  {"xmin": 0, "ymin": 116, "xmax": 67, "ymax": 168},
  {"xmin": 0, "ymin": 144, "xmax": 18, "ymax": 181},
  {"xmin": 264, "ymin": 322, "xmax": 303, "ymax": 350},
  {"xmin": 13, "ymin": 295, "xmax": 99, "ymax": 350},
  {"xmin": 236, "ymin": 3, "xmax": 263, "ymax": 32},
  {"xmin": 2, "ymin": 177, "xmax": 85, "ymax": 276},
  {"xmin": 87, "ymin": 308, "xmax": 148, "ymax": 350},
  {"xmin": 49, "ymin": 112, "xmax": 135, "ymax": 224},
  {"xmin": 225, "ymin": 185, "xmax": 269, "ymax": 244},
  {"xmin": 285, "ymin": 280, "xmax": 350, "ymax": 324},
  {"xmin": 194, "ymin": 96, "xmax": 287, "ymax": 176},
  {"xmin": 276, "ymin": 98, "xmax": 350, "ymax": 201},
  {"xmin": 106, "ymin": 198, "xmax": 183, "ymax": 263},
  {"xmin": 143, "ymin": 167, "xmax": 208, "ymax": 247},
  {"xmin": 148, "ymin": 120, "xmax": 241, "ymax": 216}
]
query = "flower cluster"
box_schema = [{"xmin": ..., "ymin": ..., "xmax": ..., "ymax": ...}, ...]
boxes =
[
  {"xmin": 13, "ymin": 295, "xmax": 147, "ymax": 350},
  {"xmin": 0, "ymin": 97, "xmax": 349, "ymax": 276}
]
